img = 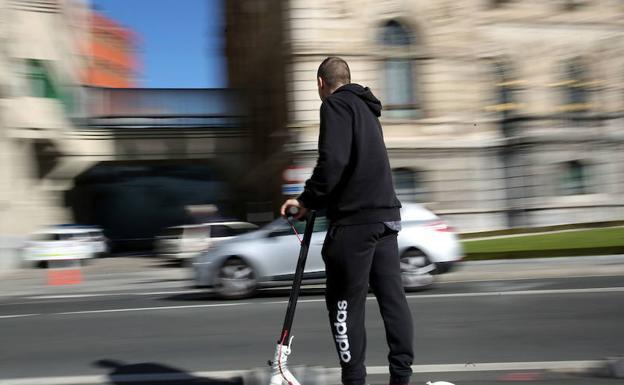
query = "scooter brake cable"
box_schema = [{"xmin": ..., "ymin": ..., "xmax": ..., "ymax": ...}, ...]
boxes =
[{"xmin": 286, "ymin": 218, "xmax": 303, "ymax": 244}]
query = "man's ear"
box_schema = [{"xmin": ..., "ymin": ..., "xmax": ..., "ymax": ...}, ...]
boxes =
[{"xmin": 317, "ymin": 76, "xmax": 324, "ymax": 89}]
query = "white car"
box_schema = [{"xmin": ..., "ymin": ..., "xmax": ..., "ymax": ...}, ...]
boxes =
[
  {"xmin": 194, "ymin": 203, "xmax": 464, "ymax": 298},
  {"xmin": 22, "ymin": 227, "xmax": 100, "ymax": 265},
  {"xmin": 80, "ymin": 226, "xmax": 109, "ymax": 256},
  {"xmin": 155, "ymin": 222, "xmax": 259, "ymax": 261}
]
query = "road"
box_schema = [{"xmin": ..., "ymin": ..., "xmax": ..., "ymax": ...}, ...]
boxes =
[{"xmin": 0, "ymin": 256, "xmax": 623, "ymax": 385}]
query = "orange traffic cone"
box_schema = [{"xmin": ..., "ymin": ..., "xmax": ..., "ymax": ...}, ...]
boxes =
[{"xmin": 47, "ymin": 260, "xmax": 82, "ymax": 285}]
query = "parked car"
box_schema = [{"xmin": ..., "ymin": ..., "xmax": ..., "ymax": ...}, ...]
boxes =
[
  {"xmin": 155, "ymin": 222, "xmax": 259, "ymax": 261},
  {"xmin": 53, "ymin": 225, "xmax": 109, "ymax": 257},
  {"xmin": 22, "ymin": 226, "xmax": 102, "ymax": 266},
  {"xmin": 194, "ymin": 203, "xmax": 464, "ymax": 298}
]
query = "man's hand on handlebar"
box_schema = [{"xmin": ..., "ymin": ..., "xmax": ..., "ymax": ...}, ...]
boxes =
[{"xmin": 280, "ymin": 198, "xmax": 308, "ymax": 220}]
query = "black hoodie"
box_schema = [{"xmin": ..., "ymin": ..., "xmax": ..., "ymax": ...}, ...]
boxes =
[{"xmin": 298, "ymin": 83, "xmax": 401, "ymax": 225}]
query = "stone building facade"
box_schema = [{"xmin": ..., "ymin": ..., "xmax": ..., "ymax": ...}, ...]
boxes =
[
  {"xmin": 0, "ymin": 0, "xmax": 90, "ymax": 237},
  {"xmin": 0, "ymin": 0, "xmax": 93, "ymax": 270},
  {"xmin": 228, "ymin": 0, "xmax": 624, "ymax": 231}
]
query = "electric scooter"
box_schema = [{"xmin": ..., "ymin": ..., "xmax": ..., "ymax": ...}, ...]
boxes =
[{"xmin": 268, "ymin": 209, "xmax": 316, "ymax": 385}]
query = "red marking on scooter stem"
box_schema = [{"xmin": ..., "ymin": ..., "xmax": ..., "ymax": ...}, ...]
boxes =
[
  {"xmin": 287, "ymin": 218, "xmax": 303, "ymax": 244},
  {"xmin": 278, "ymin": 329, "xmax": 293, "ymax": 385}
]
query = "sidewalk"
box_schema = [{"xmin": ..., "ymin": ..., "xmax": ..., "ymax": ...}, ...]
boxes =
[
  {"xmin": 0, "ymin": 257, "xmax": 192, "ymax": 299},
  {"xmin": 0, "ymin": 360, "xmax": 621, "ymax": 385},
  {"xmin": 1, "ymin": 254, "xmax": 623, "ymax": 300},
  {"xmin": 437, "ymin": 254, "xmax": 624, "ymax": 283}
]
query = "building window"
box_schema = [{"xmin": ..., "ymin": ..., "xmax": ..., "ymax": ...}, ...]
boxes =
[
  {"xmin": 491, "ymin": 0, "xmax": 513, "ymax": 8},
  {"xmin": 488, "ymin": 60, "xmax": 520, "ymax": 115},
  {"xmin": 393, "ymin": 168, "xmax": 426, "ymax": 202},
  {"xmin": 381, "ymin": 20, "xmax": 419, "ymax": 119},
  {"xmin": 24, "ymin": 59, "xmax": 77, "ymax": 115},
  {"xmin": 484, "ymin": 59, "xmax": 522, "ymax": 135},
  {"xmin": 382, "ymin": 20, "xmax": 411, "ymax": 46},
  {"xmin": 560, "ymin": 160, "xmax": 587, "ymax": 195},
  {"xmin": 561, "ymin": 0, "xmax": 585, "ymax": 11},
  {"xmin": 560, "ymin": 57, "xmax": 591, "ymax": 113},
  {"xmin": 25, "ymin": 59, "xmax": 58, "ymax": 99}
]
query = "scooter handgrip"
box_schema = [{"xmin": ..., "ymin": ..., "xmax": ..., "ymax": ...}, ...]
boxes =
[{"xmin": 286, "ymin": 206, "xmax": 300, "ymax": 217}]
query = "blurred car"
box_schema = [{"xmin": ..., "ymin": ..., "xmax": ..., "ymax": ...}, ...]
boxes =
[
  {"xmin": 155, "ymin": 222, "xmax": 259, "ymax": 261},
  {"xmin": 194, "ymin": 203, "xmax": 464, "ymax": 298},
  {"xmin": 85, "ymin": 227, "xmax": 109, "ymax": 256},
  {"xmin": 53, "ymin": 224, "xmax": 109, "ymax": 257},
  {"xmin": 22, "ymin": 226, "xmax": 99, "ymax": 266}
]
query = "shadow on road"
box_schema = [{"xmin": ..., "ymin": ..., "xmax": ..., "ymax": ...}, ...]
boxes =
[
  {"xmin": 164, "ymin": 292, "xmax": 218, "ymax": 301},
  {"xmin": 156, "ymin": 261, "xmax": 189, "ymax": 268},
  {"xmin": 162, "ymin": 287, "xmax": 327, "ymax": 302},
  {"xmin": 95, "ymin": 359, "xmax": 243, "ymax": 385}
]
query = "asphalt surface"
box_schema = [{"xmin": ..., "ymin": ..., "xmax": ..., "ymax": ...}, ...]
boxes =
[{"xmin": 0, "ymin": 256, "xmax": 623, "ymax": 385}]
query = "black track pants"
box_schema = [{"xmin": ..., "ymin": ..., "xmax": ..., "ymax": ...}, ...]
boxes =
[{"xmin": 322, "ymin": 223, "xmax": 414, "ymax": 385}]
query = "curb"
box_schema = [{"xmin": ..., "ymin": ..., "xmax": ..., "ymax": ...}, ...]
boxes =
[
  {"xmin": 0, "ymin": 360, "xmax": 618, "ymax": 385},
  {"xmin": 464, "ymin": 247, "xmax": 624, "ymax": 261},
  {"xmin": 457, "ymin": 254, "xmax": 624, "ymax": 265}
]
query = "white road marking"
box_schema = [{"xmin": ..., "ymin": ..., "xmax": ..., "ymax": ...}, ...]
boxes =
[
  {"xmin": 56, "ymin": 302, "xmax": 250, "ymax": 315},
  {"xmin": 0, "ymin": 374, "xmax": 108, "ymax": 385},
  {"xmin": 0, "ymin": 360, "xmax": 605, "ymax": 384},
  {"xmin": 263, "ymin": 287, "xmax": 624, "ymax": 304},
  {"xmin": 1, "ymin": 286, "xmax": 622, "ymax": 320},
  {"xmin": 130, "ymin": 289, "xmax": 206, "ymax": 296},
  {"xmin": 0, "ymin": 314, "xmax": 39, "ymax": 319},
  {"xmin": 28, "ymin": 294, "xmax": 116, "ymax": 300},
  {"xmin": 263, "ymin": 298, "xmax": 325, "ymax": 305}
]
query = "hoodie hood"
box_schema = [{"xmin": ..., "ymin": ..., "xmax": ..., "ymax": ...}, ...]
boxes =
[{"xmin": 334, "ymin": 83, "xmax": 382, "ymax": 117}]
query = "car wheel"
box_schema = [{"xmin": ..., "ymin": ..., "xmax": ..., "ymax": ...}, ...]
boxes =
[
  {"xmin": 214, "ymin": 257, "xmax": 257, "ymax": 299},
  {"xmin": 400, "ymin": 249, "xmax": 435, "ymax": 291}
]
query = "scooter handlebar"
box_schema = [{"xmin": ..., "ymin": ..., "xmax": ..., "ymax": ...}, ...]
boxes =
[{"xmin": 286, "ymin": 206, "xmax": 300, "ymax": 218}]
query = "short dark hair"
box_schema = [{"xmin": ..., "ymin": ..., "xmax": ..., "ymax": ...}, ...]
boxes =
[{"xmin": 317, "ymin": 57, "xmax": 351, "ymax": 89}]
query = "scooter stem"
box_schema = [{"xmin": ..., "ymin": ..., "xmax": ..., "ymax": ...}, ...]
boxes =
[{"xmin": 268, "ymin": 211, "xmax": 316, "ymax": 385}]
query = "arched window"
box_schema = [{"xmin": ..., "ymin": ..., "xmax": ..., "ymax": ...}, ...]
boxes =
[
  {"xmin": 381, "ymin": 20, "xmax": 419, "ymax": 119},
  {"xmin": 382, "ymin": 20, "xmax": 411, "ymax": 46},
  {"xmin": 393, "ymin": 168, "xmax": 426, "ymax": 202},
  {"xmin": 560, "ymin": 160, "xmax": 587, "ymax": 195}
]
